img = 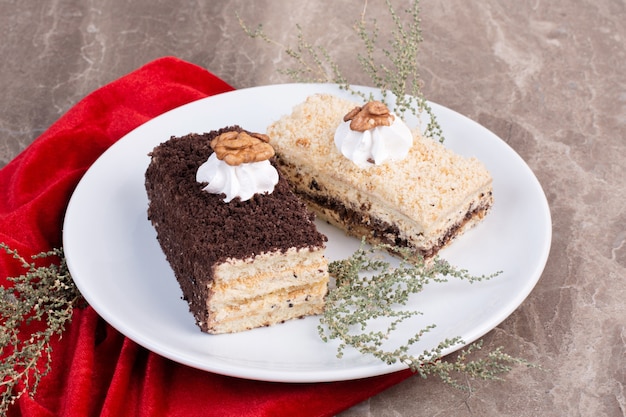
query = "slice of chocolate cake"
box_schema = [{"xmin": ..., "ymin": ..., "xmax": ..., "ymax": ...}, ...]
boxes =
[{"xmin": 145, "ymin": 126, "xmax": 329, "ymax": 334}]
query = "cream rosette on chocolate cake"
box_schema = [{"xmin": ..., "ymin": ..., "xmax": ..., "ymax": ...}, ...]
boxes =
[{"xmin": 196, "ymin": 130, "xmax": 279, "ymax": 202}]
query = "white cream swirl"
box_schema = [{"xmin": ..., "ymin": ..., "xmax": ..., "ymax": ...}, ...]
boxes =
[
  {"xmin": 196, "ymin": 153, "xmax": 279, "ymax": 203},
  {"xmin": 334, "ymin": 115, "xmax": 413, "ymax": 169}
]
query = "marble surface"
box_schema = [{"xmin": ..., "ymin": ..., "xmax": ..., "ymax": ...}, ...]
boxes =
[{"xmin": 1, "ymin": 1, "xmax": 625, "ymax": 416}]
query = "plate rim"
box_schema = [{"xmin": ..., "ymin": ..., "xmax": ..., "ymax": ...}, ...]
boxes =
[{"xmin": 63, "ymin": 82, "xmax": 552, "ymax": 383}]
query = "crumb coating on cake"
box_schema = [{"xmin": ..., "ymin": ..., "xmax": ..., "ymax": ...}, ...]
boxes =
[
  {"xmin": 145, "ymin": 126, "xmax": 328, "ymax": 333},
  {"xmin": 266, "ymin": 94, "xmax": 493, "ymax": 229},
  {"xmin": 146, "ymin": 126, "xmax": 326, "ymax": 263}
]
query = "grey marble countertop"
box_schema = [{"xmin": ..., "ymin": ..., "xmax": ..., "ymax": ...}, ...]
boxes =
[{"xmin": 1, "ymin": 1, "xmax": 624, "ymax": 416}]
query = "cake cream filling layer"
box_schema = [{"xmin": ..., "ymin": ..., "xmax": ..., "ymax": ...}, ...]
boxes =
[
  {"xmin": 276, "ymin": 160, "xmax": 493, "ymax": 257},
  {"xmin": 208, "ymin": 302, "xmax": 325, "ymax": 335},
  {"xmin": 205, "ymin": 248, "xmax": 328, "ymax": 333},
  {"xmin": 208, "ymin": 281, "xmax": 327, "ymax": 326}
]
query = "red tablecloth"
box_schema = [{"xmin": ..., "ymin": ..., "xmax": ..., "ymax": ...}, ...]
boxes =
[{"xmin": 0, "ymin": 57, "xmax": 413, "ymax": 417}]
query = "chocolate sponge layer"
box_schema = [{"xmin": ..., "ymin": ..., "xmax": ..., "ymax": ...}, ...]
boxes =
[{"xmin": 145, "ymin": 126, "xmax": 327, "ymax": 330}]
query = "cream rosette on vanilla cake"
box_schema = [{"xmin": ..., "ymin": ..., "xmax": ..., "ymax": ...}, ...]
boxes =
[{"xmin": 266, "ymin": 93, "xmax": 494, "ymax": 260}]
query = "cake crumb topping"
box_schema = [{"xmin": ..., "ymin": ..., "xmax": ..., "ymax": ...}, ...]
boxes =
[
  {"xmin": 210, "ymin": 131, "xmax": 275, "ymax": 166},
  {"xmin": 343, "ymin": 101, "xmax": 395, "ymax": 132}
]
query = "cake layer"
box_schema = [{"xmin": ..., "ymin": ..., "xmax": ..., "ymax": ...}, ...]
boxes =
[
  {"xmin": 208, "ymin": 278, "xmax": 327, "ymax": 326},
  {"xmin": 266, "ymin": 94, "xmax": 494, "ymax": 259},
  {"xmin": 278, "ymin": 159, "xmax": 493, "ymax": 258},
  {"xmin": 207, "ymin": 247, "xmax": 328, "ymax": 333},
  {"xmin": 209, "ymin": 301, "xmax": 325, "ymax": 335},
  {"xmin": 145, "ymin": 127, "xmax": 329, "ymax": 334},
  {"xmin": 212, "ymin": 248, "xmax": 328, "ymax": 298},
  {"xmin": 205, "ymin": 248, "xmax": 328, "ymax": 333}
]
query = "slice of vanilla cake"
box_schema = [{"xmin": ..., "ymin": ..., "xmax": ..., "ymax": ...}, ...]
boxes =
[
  {"xmin": 266, "ymin": 94, "xmax": 493, "ymax": 260},
  {"xmin": 145, "ymin": 126, "xmax": 329, "ymax": 334}
]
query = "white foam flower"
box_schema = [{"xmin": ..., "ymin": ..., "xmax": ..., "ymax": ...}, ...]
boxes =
[
  {"xmin": 334, "ymin": 115, "xmax": 413, "ymax": 169},
  {"xmin": 196, "ymin": 153, "xmax": 279, "ymax": 202}
]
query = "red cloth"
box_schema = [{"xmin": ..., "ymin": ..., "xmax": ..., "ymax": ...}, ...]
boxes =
[{"xmin": 0, "ymin": 56, "xmax": 413, "ymax": 417}]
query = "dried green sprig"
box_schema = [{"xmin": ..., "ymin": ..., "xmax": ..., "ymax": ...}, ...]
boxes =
[
  {"xmin": 319, "ymin": 243, "xmax": 531, "ymax": 387},
  {"xmin": 237, "ymin": 15, "xmax": 348, "ymax": 88},
  {"xmin": 237, "ymin": 18, "xmax": 347, "ymax": 86},
  {"xmin": 353, "ymin": 0, "xmax": 443, "ymax": 142},
  {"xmin": 0, "ymin": 243, "xmax": 83, "ymax": 414},
  {"xmin": 238, "ymin": 0, "xmax": 445, "ymax": 142},
  {"xmin": 425, "ymin": 341, "xmax": 537, "ymax": 390},
  {"xmin": 0, "ymin": 238, "xmax": 532, "ymax": 410},
  {"xmin": 238, "ymin": 0, "xmax": 531, "ymax": 387}
]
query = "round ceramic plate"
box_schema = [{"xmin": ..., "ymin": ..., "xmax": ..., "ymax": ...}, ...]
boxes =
[{"xmin": 63, "ymin": 83, "xmax": 552, "ymax": 383}]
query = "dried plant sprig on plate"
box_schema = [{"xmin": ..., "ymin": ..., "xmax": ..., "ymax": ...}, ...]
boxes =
[
  {"xmin": 237, "ymin": 0, "xmax": 444, "ymax": 142},
  {"xmin": 319, "ymin": 243, "xmax": 531, "ymax": 387},
  {"xmin": 239, "ymin": 1, "xmax": 533, "ymax": 386},
  {"xmin": 0, "ymin": 243, "xmax": 83, "ymax": 414},
  {"xmin": 0, "ymin": 239, "xmax": 533, "ymax": 408}
]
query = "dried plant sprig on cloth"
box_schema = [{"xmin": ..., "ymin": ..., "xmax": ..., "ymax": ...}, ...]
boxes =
[
  {"xmin": 0, "ymin": 240, "xmax": 533, "ymax": 412},
  {"xmin": 319, "ymin": 243, "xmax": 531, "ymax": 387},
  {"xmin": 237, "ymin": 0, "xmax": 444, "ymax": 142},
  {"xmin": 0, "ymin": 243, "xmax": 83, "ymax": 414}
]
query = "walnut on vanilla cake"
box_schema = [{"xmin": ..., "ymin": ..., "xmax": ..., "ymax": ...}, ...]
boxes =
[
  {"xmin": 145, "ymin": 126, "xmax": 329, "ymax": 334},
  {"xmin": 266, "ymin": 93, "xmax": 494, "ymax": 260}
]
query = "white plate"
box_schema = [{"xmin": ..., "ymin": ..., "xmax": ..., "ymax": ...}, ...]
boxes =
[{"xmin": 63, "ymin": 83, "xmax": 551, "ymax": 383}]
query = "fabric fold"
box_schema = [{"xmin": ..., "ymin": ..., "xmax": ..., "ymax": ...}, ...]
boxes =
[{"xmin": 1, "ymin": 56, "xmax": 413, "ymax": 417}]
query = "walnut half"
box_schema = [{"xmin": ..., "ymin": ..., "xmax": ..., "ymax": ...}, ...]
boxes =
[
  {"xmin": 343, "ymin": 101, "xmax": 395, "ymax": 132},
  {"xmin": 210, "ymin": 130, "xmax": 275, "ymax": 166}
]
